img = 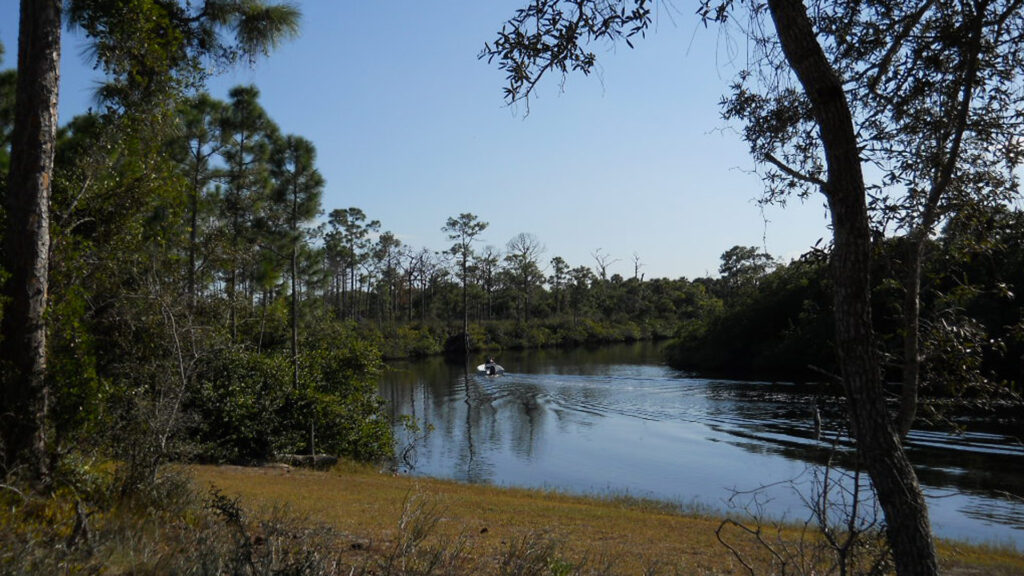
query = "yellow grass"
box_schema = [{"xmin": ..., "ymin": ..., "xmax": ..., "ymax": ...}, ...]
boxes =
[{"xmin": 192, "ymin": 463, "xmax": 1024, "ymax": 575}]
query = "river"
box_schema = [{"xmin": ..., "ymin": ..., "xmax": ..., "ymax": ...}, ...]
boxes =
[{"xmin": 378, "ymin": 342, "xmax": 1024, "ymax": 548}]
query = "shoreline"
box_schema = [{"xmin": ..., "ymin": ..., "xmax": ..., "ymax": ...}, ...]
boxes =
[{"xmin": 192, "ymin": 463, "xmax": 1024, "ymax": 575}]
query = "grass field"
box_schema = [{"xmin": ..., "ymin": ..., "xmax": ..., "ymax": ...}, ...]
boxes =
[{"xmin": 192, "ymin": 463, "xmax": 1024, "ymax": 575}]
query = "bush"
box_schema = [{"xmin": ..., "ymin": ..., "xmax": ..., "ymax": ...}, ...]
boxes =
[
  {"xmin": 188, "ymin": 349, "xmax": 294, "ymax": 462},
  {"xmin": 187, "ymin": 338, "xmax": 394, "ymax": 464},
  {"xmin": 301, "ymin": 341, "xmax": 394, "ymax": 462}
]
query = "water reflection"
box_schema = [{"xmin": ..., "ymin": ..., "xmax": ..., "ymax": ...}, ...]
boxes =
[{"xmin": 379, "ymin": 342, "xmax": 1024, "ymax": 547}]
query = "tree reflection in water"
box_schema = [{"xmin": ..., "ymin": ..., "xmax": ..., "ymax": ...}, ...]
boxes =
[{"xmin": 380, "ymin": 343, "xmax": 1024, "ymax": 547}]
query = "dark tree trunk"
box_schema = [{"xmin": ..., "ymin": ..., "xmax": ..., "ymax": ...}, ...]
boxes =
[
  {"xmin": 291, "ymin": 242, "xmax": 299, "ymax": 389},
  {"xmin": 1, "ymin": 0, "xmax": 61, "ymax": 482},
  {"xmin": 188, "ymin": 164, "xmax": 200, "ymax": 309},
  {"xmin": 228, "ymin": 267, "xmax": 238, "ymax": 341},
  {"xmin": 461, "ymin": 252, "xmax": 469, "ymax": 356},
  {"xmin": 899, "ymin": 236, "xmax": 925, "ymax": 438},
  {"xmin": 766, "ymin": 1, "xmax": 938, "ymax": 574},
  {"xmin": 290, "ymin": 191, "xmax": 299, "ymax": 389}
]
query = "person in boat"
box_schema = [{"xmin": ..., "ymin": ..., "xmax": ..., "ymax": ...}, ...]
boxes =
[{"xmin": 485, "ymin": 357, "xmax": 497, "ymax": 376}]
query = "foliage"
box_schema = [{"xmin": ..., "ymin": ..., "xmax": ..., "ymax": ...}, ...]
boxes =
[
  {"xmin": 0, "ymin": 467, "xmax": 347, "ymax": 575},
  {"xmin": 667, "ymin": 251, "xmax": 833, "ymax": 380},
  {"xmin": 301, "ymin": 339, "xmax": 393, "ymax": 462},
  {"xmin": 4, "ymin": 11, "xmax": 1023, "ymax": 557},
  {"xmin": 481, "ymin": 1, "xmax": 1024, "ymax": 569},
  {"xmin": 188, "ymin": 349, "xmax": 290, "ymax": 463},
  {"xmin": 67, "ymin": 0, "xmax": 301, "ymax": 113},
  {"xmin": 443, "ymin": 212, "xmax": 489, "ymax": 357},
  {"xmin": 187, "ymin": 339, "xmax": 392, "ymax": 464},
  {"xmin": 667, "ymin": 227, "xmax": 1024, "ymax": 393},
  {"xmin": 480, "ymin": 0, "xmax": 652, "ymax": 107},
  {"xmin": 380, "ymin": 324, "xmax": 445, "ymax": 359},
  {"xmin": 1, "ymin": 0, "xmax": 306, "ymax": 486}
]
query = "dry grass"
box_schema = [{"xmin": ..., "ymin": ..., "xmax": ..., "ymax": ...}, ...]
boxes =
[{"xmin": 192, "ymin": 463, "xmax": 1024, "ymax": 575}]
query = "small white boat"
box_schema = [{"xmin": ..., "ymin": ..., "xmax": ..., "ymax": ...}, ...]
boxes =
[{"xmin": 476, "ymin": 362, "xmax": 504, "ymax": 376}]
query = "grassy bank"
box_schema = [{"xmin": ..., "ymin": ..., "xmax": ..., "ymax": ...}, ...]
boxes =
[{"xmin": 193, "ymin": 463, "xmax": 1024, "ymax": 575}]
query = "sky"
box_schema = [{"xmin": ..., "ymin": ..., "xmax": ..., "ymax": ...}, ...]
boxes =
[{"xmin": 0, "ymin": 1, "xmax": 832, "ymax": 280}]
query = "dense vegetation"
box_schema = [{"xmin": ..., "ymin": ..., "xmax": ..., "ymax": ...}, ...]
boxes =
[
  {"xmin": 0, "ymin": 2, "xmax": 400, "ymax": 492},
  {"xmin": 667, "ymin": 210, "xmax": 1024, "ymax": 397}
]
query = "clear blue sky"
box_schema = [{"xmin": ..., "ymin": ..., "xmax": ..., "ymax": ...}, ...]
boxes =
[{"xmin": 0, "ymin": 1, "xmax": 830, "ymax": 280}]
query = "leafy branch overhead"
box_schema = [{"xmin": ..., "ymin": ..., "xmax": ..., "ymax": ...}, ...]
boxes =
[
  {"xmin": 66, "ymin": 0, "xmax": 301, "ymax": 110},
  {"xmin": 480, "ymin": 0, "xmax": 652, "ymax": 105}
]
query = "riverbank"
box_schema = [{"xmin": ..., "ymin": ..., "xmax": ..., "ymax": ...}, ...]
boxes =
[
  {"xmin": 372, "ymin": 319, "xmax": 674, "ymax": 360},
  {"xmin": 193, "ymin": 463, "xmax": 1024, "ymax": 575}
]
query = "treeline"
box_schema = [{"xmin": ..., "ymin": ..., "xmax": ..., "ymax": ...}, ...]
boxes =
[
  {"xmin": 666, "ymin": 211, "xmax": 1024, "ymax": 394},
  {"xmin": 106, "ymin": 87, "xmax": 724, "ymax": 359},
  {"xmin": 32, "ymin": 87, "xmax": 396, "ymax": 468}
]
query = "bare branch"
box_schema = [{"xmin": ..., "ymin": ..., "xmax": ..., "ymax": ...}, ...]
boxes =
[{"xmin": 765, "ymin": 151, "xmax": 826, "ymax": 188}]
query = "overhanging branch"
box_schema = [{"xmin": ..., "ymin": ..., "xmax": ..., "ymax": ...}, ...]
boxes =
[{"xmin": 765, "ymin": 151, "xmax": 826, "ymax": 188}]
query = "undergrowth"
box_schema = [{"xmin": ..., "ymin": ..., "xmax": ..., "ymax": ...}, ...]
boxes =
[
  {"xmin": 0, "ymin": 463, "xmax": 713, "ymax": 576},
  {"xmin": 0, "ymin": 466, "xmax": 348, "ymax": 575},
  {"xmin": 4, "ymin": 461, "xmax": 1021, "ymax": 575}
]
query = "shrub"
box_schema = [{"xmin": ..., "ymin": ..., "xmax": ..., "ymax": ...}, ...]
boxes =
[
  {"xmin": 188, "ymin": 349, "xmax": 294, "ymax": 463},
  {"xmin": 187, "ymin": 338, "xmax": 394, "ymax": 464}
]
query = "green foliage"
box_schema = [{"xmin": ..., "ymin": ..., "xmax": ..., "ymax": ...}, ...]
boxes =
[
  {"xmin": 68, "ymin": 0, "xmax": 301, "ymax": 113},
  {"xmin": 46, "ymin": 284, "xmax": 105, "ymax": 446},
  {"xmin": 0, "ymin": 466, "xmax": 343, "ymax": 575},
  {"xmin": 666, "ymin": 216, "xmax": 1024, "ymax": 392},
  {"xmin": 717, "ymin": 245, "xmax": 777, "ymax": 303},
  {"xmin": 187, "ymin": 339, "xmax": 393, "ymax": 464},
  {"xmin": 380, "ymin": 324, "xmax": 444, "ymax": 359},
  {"xmin": 188, "ymin": 349, "xmax": 290, "ymax": 462},
  {"xmin": 21, "ymin": 2, "xmax": 1023, "ymax": 511},
  {"xmin": 300, "ymin": 339, "xmax": 393, "ymax": 462},
  {"xmin": 666, "ymin": 252, "xmax": 834, "ymax": 379}
]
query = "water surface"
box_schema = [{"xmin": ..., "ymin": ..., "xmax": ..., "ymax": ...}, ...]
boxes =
[{"xmin": 379, "ymin": 342, "xmax": 1024, "ymax": 548}]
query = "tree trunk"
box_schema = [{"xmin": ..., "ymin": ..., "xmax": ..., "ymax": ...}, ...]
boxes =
[
  {"xmin": 461, "ymin": 252, "xmax": 470, "ymax": 356},
  {"xmin": 228, "ymin": 267, "xmax": 238, "ymax": 341},
  {"xmin": 290, "ymin": 189, "xmax": 300, "ymax": 389},
  {"xmin": 0, "ymin": 0, "xmax": 61, "ymax": 483},
  {"xmin": 765, "ymin": 1, "xmax": 938, "ymax": 574},
  {"xmin": 188, "ymin": 164, "xmax": 200, "ymax": 309},
  {"xmin": 291, "ymin": 242, "xmax": 299, "ymax": 389},
  {"xmin": 898, "ymin": 236, "xmax": 925, "ymax": 438}
]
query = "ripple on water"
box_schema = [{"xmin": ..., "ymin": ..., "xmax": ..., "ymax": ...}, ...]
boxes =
[{"xmin": 382, "ymin": 349, "xmax": 1024, "ymax": 547}]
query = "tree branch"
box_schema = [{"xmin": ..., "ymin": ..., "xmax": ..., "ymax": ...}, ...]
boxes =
[{"xmin": 765, "ymin": 151, "xmax": 826, "ymax": 187}]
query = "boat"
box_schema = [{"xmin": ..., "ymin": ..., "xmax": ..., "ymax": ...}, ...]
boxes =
[{"xmin": 476, "ymin": 362, "xmax": 504, "ymax": 376}]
